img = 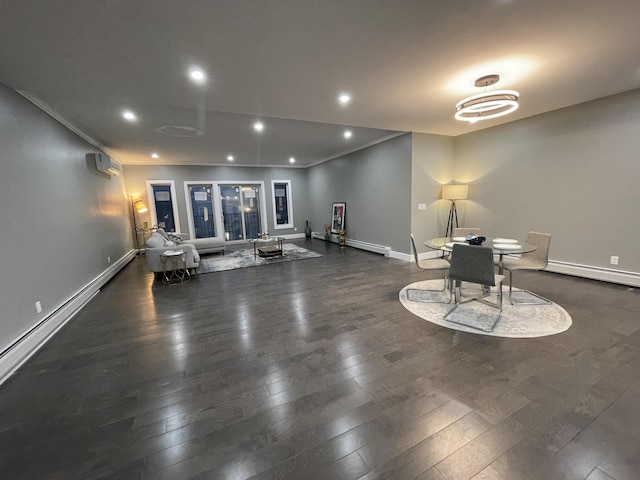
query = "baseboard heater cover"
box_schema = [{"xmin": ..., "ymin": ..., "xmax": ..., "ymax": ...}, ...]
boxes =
[
  {"xmin": 546, "ymin": 260, "xmax": 640, "ymax": 288},
  {"xmin": 311, "ymin": 232, "xmax": 390, "ymax": 256},
  {"xmin": 0, "ymin": 250, "xmax": 136, "ymax": 385}
]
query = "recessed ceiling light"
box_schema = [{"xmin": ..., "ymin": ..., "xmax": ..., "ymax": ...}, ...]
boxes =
[
  {"xmin": 253, "ymin": 121, "xmax": 264, "ymax": 132},
  {"xmin": 289, "ymin": 157, "xmax": 296, "ymax": 164},
  {"xmin": 122, "ymin": 110, "xmax": 137, "ymax": 121},
  {"xmin": 344, "ymin": 130, "xmax": 352, "ymax": 139},
  {"xmin": 338, "ymin": 93, "xmax": 351, "ymax": 105},
  {"xmin": 151, "ymin": 153, "xmax": 159, "ymax": 159},
  {"xmin": 189, "ymin": 69, "xmax": 206, "ymax": 83},
  {"xmin": 227, "ymin": 155, "xmax": 234, "ymax": 161}
]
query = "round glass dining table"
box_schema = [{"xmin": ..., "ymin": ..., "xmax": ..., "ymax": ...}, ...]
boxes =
[{"xmin": 424, "ymin": 237, "xmax": 537, "ymax": 274}]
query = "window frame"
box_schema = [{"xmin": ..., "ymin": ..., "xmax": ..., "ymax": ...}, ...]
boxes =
[
  {"xmin": 271, "ymin": 179, "xmax": 294, "ymax": 230},
  {"xmin": 146, "ymin": 180, "xmax": 181, "ymax": 233}
]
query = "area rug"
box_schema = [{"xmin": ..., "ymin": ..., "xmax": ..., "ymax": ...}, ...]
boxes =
[
  {"xmin": 399, "ymin": 279, "xmax": 572, "ymax": 338},
  {"xmin": 197, "ymin": 243, "xmax": 322, "ymax": 274}
]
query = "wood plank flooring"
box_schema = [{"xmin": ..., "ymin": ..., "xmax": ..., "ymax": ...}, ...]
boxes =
[{"xmin": 1, "ymin": 239, "xmax": 639, "ymax": 479}]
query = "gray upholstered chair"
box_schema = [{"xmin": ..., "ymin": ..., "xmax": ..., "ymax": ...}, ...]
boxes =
[
  {"xmin": 444, "ymin": 243, "xmax": 505, "ymax": 332},
  {"xmin": 446, "ymin": 227, "xmax": 482, "ymax": 261},
  {"xmin": 452, "ymin": 227, "xmax": 481, "ymax": 238},
  {"xmin": 498, "ymin": 231, "xmax": 552, "ymax": 305},
  {"xmin": 407, "ymin": 234, "xmax": 451, "ymax": 302}
]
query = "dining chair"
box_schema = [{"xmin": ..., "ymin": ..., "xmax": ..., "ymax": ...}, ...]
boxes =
[
  {"xmin": 444, "ymin": 243, "xmax": 505, "ymax": 332},
  {"xmin": 498, "ymin": 231, "xmax": 552, "ymax": 305},
  {"xmin": 446, "ymin": 227, "xmax": 482, "ymax": 261},
  {"xmin": 452, "ymin": 227, "xmax": 481, "ymax": 238},
  {"xmin": 407, "ymin": 234, "xmax": 451, "ymax": 302}
]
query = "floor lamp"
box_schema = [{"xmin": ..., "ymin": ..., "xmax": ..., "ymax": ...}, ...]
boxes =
[
  {"xmin": 442, "ymin": 184, "xmax": 468, "ymax": 238},
  {"xmin": 131, "ymin": 197, "xmax": 149, "ymax": 255}
]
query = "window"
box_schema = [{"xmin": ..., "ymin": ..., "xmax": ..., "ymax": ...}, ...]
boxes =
[
  {"xmin": 271, "ymin": 180, "xmax": 293, "ymax": 230},
  {"xmin": 146, "ymin": 180, "xmax": 181, "ymax": 232},
  {"xmin": 184, "ymin": 182, "xmax": 222, "ymax": 239},
  {"xmin": 216, "ymin": 182, "xmax": 267, "ymax": 241}
]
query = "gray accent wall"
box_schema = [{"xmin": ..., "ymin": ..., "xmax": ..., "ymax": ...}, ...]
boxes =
[
  {"xmin": 455, "ymin": 88, "xmax": 640, "ymax": 273},
  {"xmin": 0, "ymin": 84, "xmax": 131, "ymax": 355},
  {"xmin": 410, "ymin": 133, "xmax": 455, "ymax": 255},
  {"xmin": 307, "ymin": 134, "xmax": 412, "ymax": 252},
  {"xmin": 123, "ymin": 164, "xmax": 310, "ymax": 238}
]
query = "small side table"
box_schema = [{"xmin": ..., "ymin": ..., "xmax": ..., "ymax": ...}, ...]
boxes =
[{"xmin": 160, "ymin": 250, "xmax": 190, "ymax": 285}]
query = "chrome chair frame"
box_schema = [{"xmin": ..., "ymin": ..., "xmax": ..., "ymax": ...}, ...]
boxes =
[
  {"xmin": 406, "ymin": 234, "xmax": 451, "ymax": 303},
  {"xmin": 444, "ymin": 244, "xmax": 505, "ymax": 332},
  {"xmin": 499, "ymin": 231, "xmax": 552, "ymax": 305}
]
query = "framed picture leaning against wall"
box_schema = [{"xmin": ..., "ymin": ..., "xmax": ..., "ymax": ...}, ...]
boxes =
[{"xmin": 331, "ymin": 202, "xmax": 346, "ymax": 234}]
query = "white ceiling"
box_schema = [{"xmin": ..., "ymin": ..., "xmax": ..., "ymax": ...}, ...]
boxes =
[{"xmin": 2, "ymin": 0, "xmax": 640, "ymax": 168}]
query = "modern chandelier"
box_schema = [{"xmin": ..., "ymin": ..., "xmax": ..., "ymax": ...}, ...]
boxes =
[{"xmin": 455, "ymin": 74, "xmax": 519, "ymax": 123}]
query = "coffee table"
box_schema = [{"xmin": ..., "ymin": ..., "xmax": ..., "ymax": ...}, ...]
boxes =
[{"xmin": 250, "ymin": 236, "xmax": 285, "ymax": 258}]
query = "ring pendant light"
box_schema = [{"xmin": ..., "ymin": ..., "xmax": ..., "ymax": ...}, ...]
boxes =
[{"xmin": 455, "ymin": 74, "xmax": 519, "ymax": 122}]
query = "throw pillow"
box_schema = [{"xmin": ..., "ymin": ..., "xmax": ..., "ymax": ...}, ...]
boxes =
[
  {"xmin": 168, "ymin": 234, "xmax": 183, "ymax": 243},
  {"xmin": 146, "ymin": 234, "xmax": 164, "ymax": 248},
  {"xmin": 156, "ymin": 228, "xmax": 169, "ymax": 240}
]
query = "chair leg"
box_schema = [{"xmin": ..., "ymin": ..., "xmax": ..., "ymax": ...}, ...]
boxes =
[
  {"xmin": 406, "ymin": 289, "xmax": 450, "ymax": 303},
  {"xmin": 406, "ymin": 274, "xmax": 451, "ymax": 304},
  {"xmin": 508, "ymin": 270, "xmax": 552, "ymax": 306},
  {"xmin": 509, "ymin": 270, "xmax": 513, "ymax": 303},
  {"xmin": 444, "ymin": 281, "xmax": 503, "ymax": 333}
]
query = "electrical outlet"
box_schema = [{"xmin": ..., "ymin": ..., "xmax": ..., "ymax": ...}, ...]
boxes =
[
  {"xmin": 294, "ymin": 227, "xmax": 297, "ymax": 232},
  {"xmin": 36, "ymin": 301, "xmax": 42, "ymax": 313},
  {"xmin": 418, "ymin": 203, "xmax": 427, "ymax": 211},
  {"xmin": 610, "ymin": 256, "xmax": 619, "ymax": 265},
  {"xmin": 107, "ymin": 256, "xmax": 111, "ymax": 263}
]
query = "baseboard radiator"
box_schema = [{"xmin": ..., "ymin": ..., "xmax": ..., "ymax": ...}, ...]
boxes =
[
  {"xmin": 0, "ymin": 250, "xmax": 137, "ymax": 386},
  {"xmin": 311, "ymin": 232, "xmax": 390, "ymax": 256},
  {"xmin": 546, "ymin": 260, "xmax": 640, "ymax": 288}
]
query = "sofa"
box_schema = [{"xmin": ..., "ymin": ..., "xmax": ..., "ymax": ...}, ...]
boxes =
[
  {"xmin": 177, "ymin": 235, "xmax": 226, "ymax": 255},
  {"xmin": 145, "ymin": 231, "xmax": 200, "ymax": 274},
  {"xmin": 144, "ymin": 228, "xmax": 226, "ymax": 275}
]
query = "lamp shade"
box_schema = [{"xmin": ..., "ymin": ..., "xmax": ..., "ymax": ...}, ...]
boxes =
[
  {"xmin": 441, "ymin": 184, "xmax": 468, "ymax": 200},
  {"xmin": 133, "ymin": 199, "xmax": 148, "ymax": 214}
]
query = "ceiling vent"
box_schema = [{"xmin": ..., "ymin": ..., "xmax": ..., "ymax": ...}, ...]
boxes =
[{"xmin": 155, "ymin": 125, "xmax": 203, "ymax": 137}]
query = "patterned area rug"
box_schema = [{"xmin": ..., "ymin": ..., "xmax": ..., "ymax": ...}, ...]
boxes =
[
  {"xmin": 197, "ymin": 243, "xmax": 322, "ymax": 274},
  {"xmin": 399, "ymin": 279, "xmax": 572, "ymax": 338}
]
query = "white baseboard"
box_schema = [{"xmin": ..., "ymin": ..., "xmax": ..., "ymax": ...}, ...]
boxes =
[
  {"xmin": 311, "ymin": 231, "xmax": 326, "ymax": 241},
  {"xmin": 346, "ymin": 238, "xmax": 391, "ymax": 256},
  {"xmin": 0, "ymin": 250, "xmax": 136, "ymax": 386},
  {"xmin": 280, "ymin": 232, "xmax": 306, "ymax": 240},
  {"xmin": 546, "ymin": 260, "xmax": 640, "ymax": 287},
  {"xmin": 311, "ymin": 232, "xmax": 392, "ymax": 256},
  {"xmin": 393, "ymin": 252, "xmax": 640, "ymax": 288}
]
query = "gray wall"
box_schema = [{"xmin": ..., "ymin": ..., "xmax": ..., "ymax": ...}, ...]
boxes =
[
  {"xmin": 410, "ymin": 133, "xmax": 456, "ymax": 255},
  {"xmin": 0, "ymin": 84, "xmax": 131, "ymax": 354},
  {"xmin": 123, "ymin": 164, "xmax": 310, "ymax": 238},
  {"xmin": 455, "ymin": 88, "xmax": 640, "ymax": 272},
  {"xmin": 307, "ymin": 134, "xmax": 412, "ymax": 252}
]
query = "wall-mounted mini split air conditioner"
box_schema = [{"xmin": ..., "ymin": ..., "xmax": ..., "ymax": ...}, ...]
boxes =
[{"xmin": 89, "ymin": 153, "xmax": 122, "ymax": 176}]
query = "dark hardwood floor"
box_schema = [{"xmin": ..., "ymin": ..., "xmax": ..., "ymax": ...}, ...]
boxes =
[{"xmin": 1, "ymin": 239, "xmax": 639, "ymax": 480}]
